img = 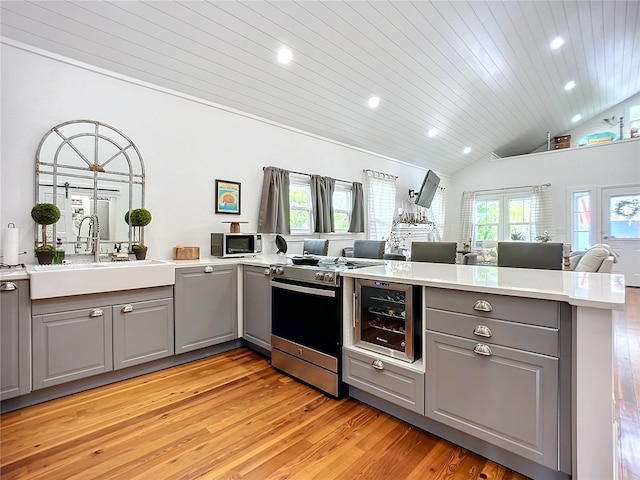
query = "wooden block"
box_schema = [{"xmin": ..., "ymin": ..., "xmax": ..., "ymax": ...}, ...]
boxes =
[{"xmin": 173, "ymin": 246, "xmax": 199, "ymax": 260}]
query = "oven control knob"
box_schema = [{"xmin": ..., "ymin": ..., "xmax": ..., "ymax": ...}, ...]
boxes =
[
  {"xmin": 315, "ymin": 272, "xmax": 324, "ymax": 281},
  {"xmin": 324, "ymin": 272, "xmax": 334, "ymax": 282},
  {"xmin": 275, "ymin": 266, "xmax": 284, "ymax": 275}
]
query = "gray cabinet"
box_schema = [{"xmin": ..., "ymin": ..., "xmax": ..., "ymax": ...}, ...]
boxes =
[
  {"xmin": 1, "ymin": 280, "xmax": 31, "ymax": 400},
  {"xmin": 343, "ymin": 347, "xmax": 424, "ymax": 414},
  {"xmin": 32, "ymin": 287, "xmax": 173, "ymax": 390},
  {"xmin": 242, "ymin": 265, "xmax": 271, "ymax": 352},
  {"xmin": 174, "ymin": 264, "xmax": 238, "ymax": 354},
  {"xmin": 425, "ymin": 287, "xmax": 561, "ymax": 470},
  {"xmin": 113, "ymin": 298, "xmax": 174, "ymax": 370}
]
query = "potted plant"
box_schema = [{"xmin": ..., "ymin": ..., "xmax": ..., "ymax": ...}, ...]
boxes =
[
  {"xmin": 125, "ymin": 208, "xmax": 152, "ymax": 260},
  {"xmin": 31, "ymin": 202, "xmax": 61, "ymax": 264}
]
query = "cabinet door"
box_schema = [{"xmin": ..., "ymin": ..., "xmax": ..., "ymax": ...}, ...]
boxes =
[
  {"xmin": 33, "ymin": 306, "xmax": 113, "ymax": 390},
  {"xmin": 113, "ymin": 298, "xmax": 174, "ymax": 370},
  {"xmin": 174, "ymin": 265, "xmax": 238, "ymax": 354},
  {"xmin": 1, "ymin": 280, "xmax": 31, "ymax": 400},
  {"xmin": 425, "ymin": 331, "xmax": 558, "ymax": 469},
  {"xmin": 242, "ymin": 265, "xmax": 271, "ymax": 352}
]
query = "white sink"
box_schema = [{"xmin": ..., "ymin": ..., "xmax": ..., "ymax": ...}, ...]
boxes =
[{"xmin": 26, "ymin": 259, "xmax": 176, "ymax": 299}]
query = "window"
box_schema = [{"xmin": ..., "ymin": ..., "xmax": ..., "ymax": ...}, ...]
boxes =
[
  {"xmin": 332, "ymin": 185, "xmax": 352, "ymax": 232},
  {"xmin": 289, "ymin": 179, "xmax": 312, "ymax": 233},
  {"xmin": 472, "ymin": 193, "xmax": 538, "ymax": 246},
  {"xmin": 365, "ymin": 171, "xmax": 396, "ymax": 241},
  {"xmin": 571, "ymin": 191, "xmax": 592, "ymax": 251}
]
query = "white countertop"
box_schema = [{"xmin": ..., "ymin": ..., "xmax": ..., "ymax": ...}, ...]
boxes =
[{"xmin": 339, "ymin": 261, "xmax": 626, "ymax": 310}]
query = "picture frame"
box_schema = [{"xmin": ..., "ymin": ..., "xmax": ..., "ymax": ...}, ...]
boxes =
[{"xmin": 215, "ymin": 179, "xmax": 241, "ymax": 215}]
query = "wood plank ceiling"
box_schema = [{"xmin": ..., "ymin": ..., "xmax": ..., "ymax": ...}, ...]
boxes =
[{"xmin": 2, "ymin": 0, "xmax": 639, "ymax": 175}]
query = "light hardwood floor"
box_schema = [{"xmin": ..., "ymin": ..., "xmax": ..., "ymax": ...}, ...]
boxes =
[{"xmin": 1, "ymin": 287, "xmax": 638, "ymax": 480}]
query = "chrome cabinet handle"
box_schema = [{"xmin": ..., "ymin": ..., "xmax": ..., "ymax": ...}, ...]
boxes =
[
  {"xmin": 473, "ymin": 344, "xmax": 492, "ymax": 356},
  {"xmin": 121, "ymin": 304, "xmax": 134, "ymax": 313},
  {"xmin": 473, "ymin": 300, "xmax": 493, "ymax": 312},
  {"xmin": 89, "ymin": 309, "xmax": 104, "ymax": 317},
  {"xmin": 0, "ymin": 282, "xmax": 17, "ymax": 291},
  {"xmin": 372, "ymin": 359, "xmax": 384, "ymax": 370},
  {"xmin": 473, "ymin": 325, "xmax": 492, "ymax": 337},
  {"xmin": 204, "ymin": 266, "xmax": 214, "ymax": 273}
]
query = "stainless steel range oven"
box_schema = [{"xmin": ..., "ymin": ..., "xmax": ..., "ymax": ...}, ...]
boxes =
[{"xmin": 270, "ymin": 262, "xmax": 354, "ymax": 398}]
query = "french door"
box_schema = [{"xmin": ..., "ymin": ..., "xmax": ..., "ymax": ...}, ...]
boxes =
[{"xmin": 601, "ymin": 186, "xmax": 640, "ymax": 287}]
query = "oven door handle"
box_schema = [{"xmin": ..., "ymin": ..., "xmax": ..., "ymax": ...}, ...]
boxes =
[{"xmin": 271, "ymin": 280, "xmax": 336, "ymax": 298}]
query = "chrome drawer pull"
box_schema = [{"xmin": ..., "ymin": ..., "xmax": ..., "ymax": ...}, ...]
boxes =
[
  {"xmin": 473, "ymin": 344, "xmax": 492, "ymax": 356},
  {"xmin": 0, "ymin": 282, "xmax": 17, "ymax": 291},
  {"xmin": 473, "ymin": 325, "xmax": 492, "ymax": 338},
  {"xmin": 473, "ymin": 300, "xmax": 493, "ymax": 312},
  {"xmin": 372, "ymin": 359, "xmax": 384, "ymax": 370},
  {"xmin": 89, "ymin": 309, "xmax": 104, "ymax": 317},
  {"xmin": 204, "ymin": 266, "xmax": 214, "ymax": 273},
  {"xmin": 375, "ymin": 336, "xmax": 389, "ymax": 343},
  {"xmin": 121, "ymin": 304, "xmax": 134, "ymax": 313}
]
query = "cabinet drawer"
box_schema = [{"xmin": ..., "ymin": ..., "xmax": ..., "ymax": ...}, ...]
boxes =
[
  {"xmin": 425, "ymin": 287, "xmax": 558, "ymax": 328},
  {"xmin": 426, "ymin": 331, "xmax": 558, "ymax": 469},
  {"xmin": 426, "ymin": 309, "xmax": 558, "ymax": 357},
  {"xmin": 343, "ymin": 347, "xmax": 424, "ymax": 414}
]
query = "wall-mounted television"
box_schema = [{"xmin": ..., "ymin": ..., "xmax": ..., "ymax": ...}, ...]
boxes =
[{"xmin": 414, "ymin": 170, "xmax": 440, "ymax": 209}]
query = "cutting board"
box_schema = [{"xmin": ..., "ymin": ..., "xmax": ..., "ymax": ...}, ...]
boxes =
[{"xmin": 173, "ymin": 246, "xmax": 200, "ymax": 260}]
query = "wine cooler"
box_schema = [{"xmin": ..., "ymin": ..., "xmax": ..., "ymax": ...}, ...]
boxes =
[{"xmin": 354, "ymin": 279, "xmax": 422, "ymax": 362}]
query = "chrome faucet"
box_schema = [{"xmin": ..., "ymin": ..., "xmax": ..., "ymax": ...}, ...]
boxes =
[{"xmin": 77, "ymin": 214, "xmax": 100, "ymax": 261}]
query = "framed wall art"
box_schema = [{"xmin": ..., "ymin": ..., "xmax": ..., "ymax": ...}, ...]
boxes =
[{"xmin": 215, "ymin": 179, "xmax": 241, "ymax": 214}]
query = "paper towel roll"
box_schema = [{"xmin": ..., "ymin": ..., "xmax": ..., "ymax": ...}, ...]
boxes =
[{"xmin": 3, "ymin": 224, "xmax": 19, "ymax": 266}]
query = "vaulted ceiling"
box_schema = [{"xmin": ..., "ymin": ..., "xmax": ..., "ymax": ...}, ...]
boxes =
[{"xmin": 2, "ymin": 1, "xmax": 639, "ymax": 176}]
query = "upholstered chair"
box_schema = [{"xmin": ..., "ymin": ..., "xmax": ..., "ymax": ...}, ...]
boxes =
[
  {"xmin": 410, "ymin": 241, "xmax": 457, "ymax": 264},
  {"xmin": 302, "ymin": 238, "xmax": 329, "ymax": 256},
  {"xmin": 352, "ymin": 240, "xmax": 386, "ymax": 259}
]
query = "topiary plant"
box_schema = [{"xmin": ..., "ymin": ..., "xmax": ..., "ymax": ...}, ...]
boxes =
[
  {"xmin": 31, "ymin": 202, "xmax": 61, "ymax": 249},
  {"xmin": 125, "ymin": 208, "xmax": 152, "ymax": 248}
]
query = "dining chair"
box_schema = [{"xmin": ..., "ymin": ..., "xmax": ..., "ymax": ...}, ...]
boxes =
[
  {"xmin": 353, "ymin": 240, "xmax": 386, "ymax": 259},
  {"xmin": 410, "ymin": 241, "xmax": 457, "ymax": 264},
  {"xmin": 302, "ymin": 238, "xmax": 329, "ymax": 256},
  {"xmin": 497, "ymin": 242, "xmax": 563, "ymax": 270}
]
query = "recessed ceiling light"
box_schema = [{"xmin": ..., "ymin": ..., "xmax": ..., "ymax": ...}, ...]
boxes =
[
  {"xmin": 368, "ymin": 96, "xmax": 380, "ymax": 109},
  {"xmin": 463, "ymin": 147, "xmax": 471, "ymax": 154},
  {"xmin": 277, "ymin": 47, "xmax": 292, "ymax": 64},
  {"xmin": 427, "ymin": 128, "xmax": 438, "ymax": 137},
  {"xmin": 572, "ymin": 114, "xmax": 582, "ymax": 122},
  {"xmin": 550, "ymin": 37, "xmax": 565, "ymax": 50},
  {"xmin": 564, "ymin": 80, "xmax": 576, "ymax": 91}
]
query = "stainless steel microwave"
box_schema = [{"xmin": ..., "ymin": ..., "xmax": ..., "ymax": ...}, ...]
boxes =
[{"xmin": 211, "ymin": 233, "xmax": 262, "ymax": 258}]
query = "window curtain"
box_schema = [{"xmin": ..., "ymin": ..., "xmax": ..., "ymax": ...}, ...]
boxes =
[
  {"xmin": 364, "ymin": 170, "xmax": 396, "ymax": 241},
  {"xmin": 531, "ymin": 184, "xmax": 554, "ymax": 240},
  {"xmin": 427, "ymin": 187, "xmax": 446, "ymax": 241},
  {"xmin": 257, "ymin": 167, "xmax": 290, "ymax": 234},
  {"xmin": 348, "ymin": 182, "xmax": 365, "ymax": 232},
  {"xmin": 459, "ymin": 191, "xmax": 476, "ymax": 247},
  {"xmin": 310, "ymin": 175, "xmax": 335, "ymax": 233}
]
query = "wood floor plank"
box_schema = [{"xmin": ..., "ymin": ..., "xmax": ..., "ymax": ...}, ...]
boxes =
[{"xmin": 1, "ymin": 286, "xmax": 638, "ymax": 479}]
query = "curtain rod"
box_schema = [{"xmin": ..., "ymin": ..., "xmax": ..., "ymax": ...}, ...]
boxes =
[
  {"xmin": 263, "ymin": 166, "xmax": 353, "ymax": 185},
  {"xmin": 472, "ymin": 182, "xmax": 550, "ymax": 194},
  {"xmin": 363, "ymin": 168, "xmax": 398, "ymax": 180}
]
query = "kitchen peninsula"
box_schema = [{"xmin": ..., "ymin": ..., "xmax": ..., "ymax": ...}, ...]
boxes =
[{"xmin": 339, "ymin": 261, "xmax": 625, "ymax": 480}]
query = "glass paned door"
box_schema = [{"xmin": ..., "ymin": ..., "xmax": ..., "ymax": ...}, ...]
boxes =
[{"xmin": 602, "ymin": 186, "xmax": 640, "ymax": 287}]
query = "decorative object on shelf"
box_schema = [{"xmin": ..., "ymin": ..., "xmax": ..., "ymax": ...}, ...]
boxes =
[
  {"xmin": 125, "ymin": 208, "xmax": 152, "ymax": 258},
  {"xmin": 222, "ymin": 220, "xmax": 248, "ymax": 233},
  {"xmin": 215, "ymin": 179, "xmax": 241, "ymax": 214},
  {"xmin": 535, "ymin": 230, "xmax": 553, "ymax": 243},
  {"xmin": 577, "ymin": 131, "xmax": 619, "ymax": 146},
  {"xmin": 31, "ymin": 202, "xmax": 61, "ymax": 265},
  {"xmin": 553, "ymin": 135, "xmax": 571, "ymax": 149},
  {"xmin": 173, "ymin": 245, "xmax": 200, "ymax": 260}
]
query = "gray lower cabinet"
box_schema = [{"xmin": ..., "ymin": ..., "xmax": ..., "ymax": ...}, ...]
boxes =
[
  {"xmin": 1, "ymin": 280, "xmax": 31, "ymax": 400},
  {"xmin": 113, "ymin": 298, "xmax": 174, "ymax": 370},
  {"xmin": 425, "ymin": 287, "xmax": 561, "ymax": 471},
  {"xmin": 343, "ymin": 347, "xmax": 424, "ymax": 414},
  {"xmin": 242, "ymin": 265, "xmax": 271, "ymax": 352},
  {"xmin": 174, "ymin": 264, "xmax": 238, "ymax": 354},
  {"xmin": 32, "ymin": 287, "xmax": 173, "ymax": 390}
]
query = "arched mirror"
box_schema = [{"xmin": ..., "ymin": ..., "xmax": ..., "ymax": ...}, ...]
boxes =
[{"xmin": 34, "ymin": 120, "xmax": 145, "ymax": 256}]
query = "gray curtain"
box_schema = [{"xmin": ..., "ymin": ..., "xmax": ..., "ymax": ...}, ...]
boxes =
[
  {"xmin": 310, "ymin": 175, "xmax": 335, "ymax": 232},
  {"xmin": 348, "ymin": 182, "xmax": 365, "ymax": 233},
  {"xmin": 257, "ymin": 167, "xmax": 290, "ymax": 234}
]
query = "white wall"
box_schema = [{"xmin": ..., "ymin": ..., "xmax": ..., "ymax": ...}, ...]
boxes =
[
  {"xmin": 1, "ymin": 43, "xmax": 441, "ymax": 261},
  {"xmin": 445, "ymin": 138, "xmax": 640, "ymax": 244}
]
